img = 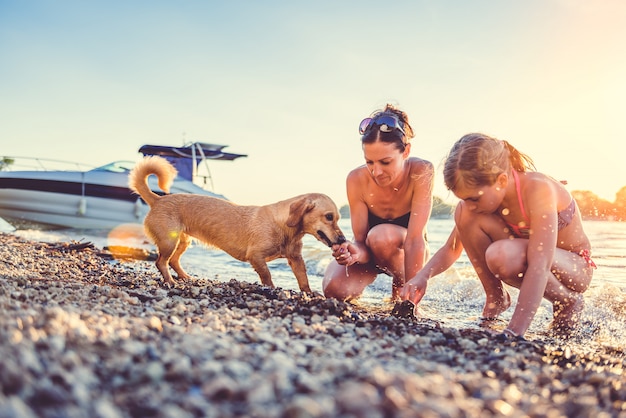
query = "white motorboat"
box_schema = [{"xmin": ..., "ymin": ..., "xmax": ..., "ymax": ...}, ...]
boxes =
[{"xmin": 0, "ymin": 142, "xmax": 246, "ymax": 230}]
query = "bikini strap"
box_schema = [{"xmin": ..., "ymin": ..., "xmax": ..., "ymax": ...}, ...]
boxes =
[{"xmin": 511, "ymin": 170, "xmax": 530, "ymax": 224}]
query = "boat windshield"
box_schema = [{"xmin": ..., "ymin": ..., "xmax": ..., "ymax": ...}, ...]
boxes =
[{"xmin": 90, "ymin": 161, "xmax": 136, "ymax": 173}]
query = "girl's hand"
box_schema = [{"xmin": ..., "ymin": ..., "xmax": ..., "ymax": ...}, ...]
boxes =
[{"xmin": 400, "ymin": 275, "xmax": 428, "ymax": 305}]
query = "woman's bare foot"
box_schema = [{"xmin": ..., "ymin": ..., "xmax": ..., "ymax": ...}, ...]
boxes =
[
  {"xmin": 549, "ymin": 293, "xmax": 584, "ymax": 335},
  {"xmin": 481, "ymin": 289, "xmax": 512, "ymax": 320}
]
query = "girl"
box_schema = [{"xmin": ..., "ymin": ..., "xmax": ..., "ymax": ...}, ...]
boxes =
[
  {"xmin": 323, "ymin": 104, "xmax": 433, "ymax": 301},
  {"xmin": 401, "ymin": 133, "xmax": 595, "ymax": 337}
]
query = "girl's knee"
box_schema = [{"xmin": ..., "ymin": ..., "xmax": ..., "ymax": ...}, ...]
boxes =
[
  {"xmin": 485, "ymin": 241, "xmax": 526, "ymax": 279},
  {"xmin": 485, "ymin": 244, "xmax": 503, "ymax": 277}
]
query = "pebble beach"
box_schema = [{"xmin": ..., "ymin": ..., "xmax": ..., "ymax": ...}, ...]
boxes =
[{"xmin": 0, "ymin": 233, "xmax": 624, "ymax": 418}]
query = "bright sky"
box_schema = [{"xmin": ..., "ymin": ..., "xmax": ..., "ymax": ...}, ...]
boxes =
[{"xmin": 1, "ymin": 1, "xmax": 625, "ymax": 207}]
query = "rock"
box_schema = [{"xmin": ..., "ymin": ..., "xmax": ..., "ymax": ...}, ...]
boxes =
[
  {"xmin": 0, "ymin": 233, "xmax": 623, "ymax": 418},
  {"xmin": 0, "ymin": 396, "xmax": 37, "ymax": 418}
]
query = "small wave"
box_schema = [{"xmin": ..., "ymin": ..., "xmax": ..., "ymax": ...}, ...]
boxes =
[{"xmin": 11, "ymin": 219, "xmax": 626, "ymax": 349}]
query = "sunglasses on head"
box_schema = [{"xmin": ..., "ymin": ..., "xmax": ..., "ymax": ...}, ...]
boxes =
[{"xmin": 359, "ymin": 114, "xmax": 406, "ymax": 136}]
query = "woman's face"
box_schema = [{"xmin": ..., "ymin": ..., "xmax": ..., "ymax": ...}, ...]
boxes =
[{"xmin": 363, "ymin": 141, "xmax": 409, "ymax": 188}]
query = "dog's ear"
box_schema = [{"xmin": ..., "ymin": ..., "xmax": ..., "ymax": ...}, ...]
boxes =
[{"xmin": 286, "ymin": 197, "xmax": 314, "ymax": 227}]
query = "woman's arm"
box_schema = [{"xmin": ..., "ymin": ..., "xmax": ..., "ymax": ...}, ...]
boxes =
[
  {"xmin": 333, "ymin": 168, "xmax": 372, "ymax": 266},
  {"xmin": 402, "ymin": 160, "xmax": 434, "ymax": 280}
]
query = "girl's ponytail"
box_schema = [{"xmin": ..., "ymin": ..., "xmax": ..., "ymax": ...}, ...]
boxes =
[{"xmin": 503, "ymin": 140, "xmax": 535, "ymax": 172}]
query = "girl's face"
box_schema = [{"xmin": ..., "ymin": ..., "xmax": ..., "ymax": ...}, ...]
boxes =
[
  {"xmin": 453, "ymin": 173, "xmax": 507, "ymax": 214},
  {"xmin": 363, "ymin": 141, "xmax": 409, "ymax": 188}
]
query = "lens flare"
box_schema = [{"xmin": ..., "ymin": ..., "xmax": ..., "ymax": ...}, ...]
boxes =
[{"xmin": 106, "ymin": 223, "xmax": 154, "ymax": 260}]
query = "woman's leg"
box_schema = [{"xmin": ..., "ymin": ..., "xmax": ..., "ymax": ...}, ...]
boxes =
[
  {"xmin": 366, "ymin": 224, "xmax": 408, "ymax": 299},
  {"xmin": 322, "ymin": 260, "xmax": 379, "ymax": 300},
  {"xmin": 322, "ymin": 224, "xmax": 406, "ymax": 301}
]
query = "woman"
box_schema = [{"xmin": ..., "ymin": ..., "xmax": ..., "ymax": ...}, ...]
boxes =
[
  {"xmin": 323, "ymin": 104, "xmax": 434, "ymax": 301},
  {"xmin": 400, "ymin": 133, "xmax": 595, "ymax": 337}
]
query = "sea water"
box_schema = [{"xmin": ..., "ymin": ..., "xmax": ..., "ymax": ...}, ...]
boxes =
[{"xmin": 10, "ymin": 218, "xmax": 626, "ymax": 349}]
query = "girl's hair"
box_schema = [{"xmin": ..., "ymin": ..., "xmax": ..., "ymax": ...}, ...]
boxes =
[
  {"xmin": 361, "ymin": 104, "xmax": 415, "ymax": 152},
  {"xmin": 444, "ymin": 133, "xmax": 535, "ymax": 191}
]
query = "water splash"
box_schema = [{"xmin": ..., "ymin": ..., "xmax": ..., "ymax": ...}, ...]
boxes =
[{"xmin": 12, "ymin": 219, "xmax": 626, "ymax": 350}]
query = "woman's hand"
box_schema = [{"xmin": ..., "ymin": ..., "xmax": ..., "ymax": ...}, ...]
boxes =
[
  {"xmin": 400, "ymin": 274, "xmax": 428, "ymax": 305},
  {"xmin": 331, "ymin": 241, "xmax": 360, "ymax": 266}
]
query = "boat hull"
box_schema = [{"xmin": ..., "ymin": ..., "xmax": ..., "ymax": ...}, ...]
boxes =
[
  {"xmin": 0, "ymin": 189, "xmax": 146, "ymax": 230},
  {"xmin": 0, "ymin": 166, "xmax": 226, "ymax": 230}
]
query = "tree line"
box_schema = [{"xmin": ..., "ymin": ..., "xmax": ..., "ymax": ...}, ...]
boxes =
[
  {"xmin": 339, "ymin": 187, "xmax": 626, "ymax": 222},
  {"xmin": 572, "ymin": 186, "xmax": 626, "ymax": 221}
]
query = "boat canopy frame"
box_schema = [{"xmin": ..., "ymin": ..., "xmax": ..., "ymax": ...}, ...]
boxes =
[{"xmin": 138, "ymin": 142, "xmax": 247, "ymax": 190}]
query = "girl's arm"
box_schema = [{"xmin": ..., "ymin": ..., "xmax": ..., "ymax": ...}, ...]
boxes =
[
  {"xmin": 506, "ymin": 178, "xmax": 559, "ymax": 335},
  {"xmin": 401, "ymin": 224, "xmax": 464, "ymax": 304}
]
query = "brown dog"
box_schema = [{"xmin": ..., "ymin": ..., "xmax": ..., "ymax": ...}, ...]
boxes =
[{"xmin": 128, "ymin": 156, "xmax": 346, "ymax": 292}]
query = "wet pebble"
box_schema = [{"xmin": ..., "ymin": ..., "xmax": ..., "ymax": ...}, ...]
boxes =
[{"xmin": 0, "ymin": 233, "xmax": 624, "ymax": 417}]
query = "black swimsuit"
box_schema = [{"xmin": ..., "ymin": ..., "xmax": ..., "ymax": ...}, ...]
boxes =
[
  {"xmin": 367, "ymin": 211, "xmax": 414, "ymax": 277},
  {"xmin": 368, "ymin": 212, "xmax": 411, "ymax": 229}
]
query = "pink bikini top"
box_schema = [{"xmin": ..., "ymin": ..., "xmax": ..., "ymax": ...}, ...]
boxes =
[{"xmin": 504, "ymin": 170, "xmax": 576, "ymax": 238}]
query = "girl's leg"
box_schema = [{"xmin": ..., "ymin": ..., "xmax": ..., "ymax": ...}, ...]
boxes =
[
  {"xmin": 549, "ymin": 254, "xmax": 593, "ymax": 331},
  {"xmin": 366, "ymin": 224, "xmax": 409, "ymax": 300},
  {"xmin": 550, "ymin": 250, "xmax": 593, "ymax": 293},
  {"xmin": 485, "ymin": 240, "xmax": 593, "ymax": 291},
  {"xmin": 455, "ymin": 209, "xmax": 512, "ymax": 318},
  {"xmin": 322, "ymin": 260, "xmax": 379, "ymax": 300},
  {"xmin": 485, "ymin": 241, "xmax": 594, "ymax": 330}
]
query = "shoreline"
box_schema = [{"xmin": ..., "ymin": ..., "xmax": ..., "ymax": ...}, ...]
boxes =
[{"xmin": 0, "ymin": 233, "xmax": 624, "ymax": 417}]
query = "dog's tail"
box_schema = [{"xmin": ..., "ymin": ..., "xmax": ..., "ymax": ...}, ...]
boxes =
[{"xmin": 128, "ymin": 156, "xmax": 178, "ymax": 206}]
